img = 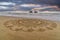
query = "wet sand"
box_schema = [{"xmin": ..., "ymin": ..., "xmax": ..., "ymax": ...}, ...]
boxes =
[{"xmin": 0, "ymin": 16, "xmax": 60, "ymax": 40}]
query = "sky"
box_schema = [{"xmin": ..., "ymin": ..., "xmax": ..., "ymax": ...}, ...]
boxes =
[{"xmin": 0, "ymin": 0, "xmax": 60, "ymax": 11}]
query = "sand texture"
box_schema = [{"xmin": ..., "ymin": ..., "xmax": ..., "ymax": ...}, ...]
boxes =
[{"xmin": 0, "ymin": 16, "xmax": 60, "ymax": 40}]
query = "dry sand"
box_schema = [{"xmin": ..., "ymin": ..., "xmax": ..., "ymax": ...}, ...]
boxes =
[{"xmin": 0, "ymin": 16, "xmax": 60, "ymax": 40}]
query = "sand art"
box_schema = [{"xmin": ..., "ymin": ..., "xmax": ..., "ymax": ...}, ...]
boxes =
[{"xmin": 4, "ymin": 18, "xmax": 57, "ymax": 32}]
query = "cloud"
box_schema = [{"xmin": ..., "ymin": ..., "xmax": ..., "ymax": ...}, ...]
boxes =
[
  {"xmin": 0, "ymin": 2, "xmax": 16, "ymax": 10},
  {"xmin": 0, "ymin": 2, "xmax": 16, "ymax": 6},
  {"xmin": 20, "ymin": 4, "xmax": 41, "ymax": 7},
  {"xmin": 0, "ymin": 6, "xmax": 13, "ymax": 10},
  {"xmin": 32, "ymin": 5, "xmax": 60, "ymax": 11}
]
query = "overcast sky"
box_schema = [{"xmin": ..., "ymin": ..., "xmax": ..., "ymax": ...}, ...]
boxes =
[{"xmin": 0, "ymin": 0, "xmax": 60, "ymax": 11}]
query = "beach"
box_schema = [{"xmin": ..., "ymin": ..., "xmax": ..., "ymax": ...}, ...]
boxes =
[{"xmin": 0, "ymin": 16, "xmax": 60, "ymax": 40}]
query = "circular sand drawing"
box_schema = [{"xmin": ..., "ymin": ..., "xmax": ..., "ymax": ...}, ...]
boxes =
[{"xmin": 4, "ymin": 18, "xmax": 57, "ymax": 32}]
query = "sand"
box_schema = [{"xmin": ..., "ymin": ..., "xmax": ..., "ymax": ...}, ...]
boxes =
[{"xmin": 0, "ymin": 16, "xmax": 60, "ymax": 40}]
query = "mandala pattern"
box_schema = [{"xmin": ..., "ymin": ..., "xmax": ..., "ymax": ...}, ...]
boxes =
[{"xmin": 4, "ymin": 18, "xmax": 57, "ymax": 32}]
